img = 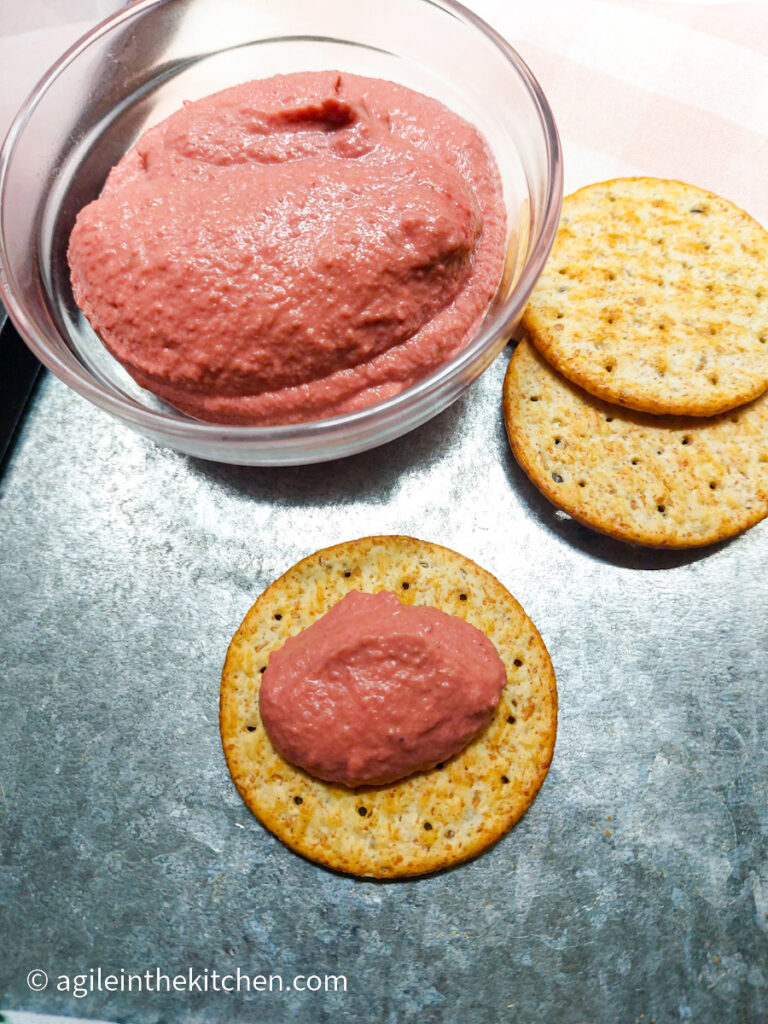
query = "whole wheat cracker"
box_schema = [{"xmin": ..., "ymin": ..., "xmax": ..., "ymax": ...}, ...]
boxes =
[
  {"xmin": 503, "ymin": 340, "xmax": 768, "ymax": 548},
  {"xmin": 522, "ymin": 178, "xmax": 768, "ymax": 416},
  {"xmin": 220, "ymin": 536, "xmax": 557, "ymax": 878}
]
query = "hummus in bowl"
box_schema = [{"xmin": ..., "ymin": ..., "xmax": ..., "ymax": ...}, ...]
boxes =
[
  {"xmin": 0, "ymin": 0, "xmax": 562, "ymax": 464},
  {"xmin": 68, "ymin": 71, "xmax": 506, "ymax": 426}
]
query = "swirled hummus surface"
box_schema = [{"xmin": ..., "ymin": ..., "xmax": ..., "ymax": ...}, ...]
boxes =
[
  {"xmin": 68, "ymin": 71, "xmax": 506, "ymax": 424},
  {"xmin": 258, "ymin": 590, "xmax": 507, "ymax": 788}
]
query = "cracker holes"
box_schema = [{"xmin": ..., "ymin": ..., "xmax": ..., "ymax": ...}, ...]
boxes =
[
  {"xmin": 357, "ymin": 806, "xmax": 368, "ymax": 817},
  {"xmin": 607, "ymin": 272, "xmax": 616, "ymax": 281},
  {"xmin": 513, "ymin": 658, "xmax": 524, "ymax": 667},
  {"xmin": 578, "ymin": 480, "xmax": 586, "ymax": 487},
  {"xmin": 459, "ymin": 593, "xmax": 467, "ymax": 601},
  {"xmin": 657, "ymin": 324, "xmax": 666, "ymax": 332},
  {"xmin": 555, "ymin": 312, "xmax": 564, "ymax": 320},
  {"xmin": 689, "ymin": 206, "xmax": 706, "ymax": 214},
  {"xmin": 681, "ymin": 436, "xmax": 692, "ymax": 446},
  {"xmin": 343, "ymin": 570, "xmax": 351, "ymax": 578},
  {"xmin": 246, "ymin": 725, "xmax": 256, "ymax": 732},
  {"xmin": 657, "ymin": 504, "xmax": 666, "ymax": 515},
  {"xmin": 605, "ymin": 415, "xmax": 614, "ymax": 423},
  {"xmin": 274, "ymin": 613, "xmax": 282, "ymax": 621},
  {"xmin": 423, "ymin": 822, "xmax": 433, "ymax": 831},
  {"xmin": 709, "ymin": 327, "xmax": 717, "ymax": 337},
  {"xmin": 554, "ymin": 436, "xmax": 562, "ymax": 445},
  {"xmin": 293, "ymin": 796, "xmax": 303, "ymax": 805},
  {"xmin": 445, "ymin": 829, "xmax": 455, "ymax": 839},
  {"xmin": 401, "ymin": 581, "xmax": 410, "ymax": 590},
  {"xmin": 709, "ymin": 481, "xmax": 718, "ymax": 490},
  {"xmin": 501, "ymin": 776, "xmax": 510, "ymax": 785},
  {"xmin": 709, "ymin": 375, "xmax": 719, "ymax": 385},
  {"xmin": 552, "ymin": 472, "xmax": 564, "ymax": 483},
  {"xmin": 631, "ymin": 459, "xmax": 640, "ymax": 466},
  {"xmin": 605, "ymin": 363, "xmax": 614, "ymax": 373},
  {"xmin": 530, "ymin": 396, "xmax": 540, "ymax": 402},
  {"xmin": 507, "ymin": 715, "xmax": 516, "ymax": 724},
  {"xmin": 759, "ymin": 335, "xmax": 766, "ymax": 345},
  {"xmin": 259, "ymin": 666, "xmax": 266, "ymax": 674}
]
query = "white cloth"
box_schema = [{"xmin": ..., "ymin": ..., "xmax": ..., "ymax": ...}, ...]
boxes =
[{"xmin": 1, "ymin": 1, "xmax": 765, "ymax": 219}]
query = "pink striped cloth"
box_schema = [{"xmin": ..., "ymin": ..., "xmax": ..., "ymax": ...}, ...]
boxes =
[
  {"xmin": 475, "ymin": 0, "xmax": 767, "ymax": 226},
  {"xmin": 1, "ymin": 0, "xmax": 765, "ymax": 227}
]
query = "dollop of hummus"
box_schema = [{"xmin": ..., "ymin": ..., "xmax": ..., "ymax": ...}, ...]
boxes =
[
  {"xmin": 68, "ymin": 71, "xmax": 505, "ymax": 424},
  {"xmin": 259, "ymin": 590, "xmax": 507, "ymax": 788}
]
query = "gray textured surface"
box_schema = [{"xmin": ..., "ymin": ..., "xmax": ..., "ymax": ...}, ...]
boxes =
[{"xmin": 1, "ymin": 351, "xmax": 767, "ymax": 1024}]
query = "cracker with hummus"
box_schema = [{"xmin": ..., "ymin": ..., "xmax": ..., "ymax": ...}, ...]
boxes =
[
  {"xmin": 220, "ymin": 536, "xmax": 557, "ymax": 878},
  {"xmin": 503, "ymin": 340, "xmax": 768, "ymax": 548},
  {"xmin": 522, "ymin": 178, "xmax": 768, "ymax": 417}
]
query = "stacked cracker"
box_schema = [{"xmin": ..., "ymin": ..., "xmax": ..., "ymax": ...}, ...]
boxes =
[{"xmin": 504, "ymin": 178, "xmax": 768, "ymax": 548}]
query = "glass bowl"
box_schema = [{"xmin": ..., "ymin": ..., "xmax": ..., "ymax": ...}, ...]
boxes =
[{"xmin": 0, "ymin": 0, "xmax": 562, "ymax": 466}]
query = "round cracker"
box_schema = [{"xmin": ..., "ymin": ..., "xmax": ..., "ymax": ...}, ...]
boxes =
[
  {"xmin": 522, "ymin": 177, "xmax": 768, "ymax": 416},
  {"xmin": 220, "ymin": 536, "xmax": 557, "ymax": 878},
  {"xmin": 503, "ymin": 339, "xmax": 768, "ymax": 548}
]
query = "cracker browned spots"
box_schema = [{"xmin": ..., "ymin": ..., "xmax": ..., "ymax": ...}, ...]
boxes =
[
  {"xmin": 503, "ymin": 341, "xmax": 768, "ymax": 548},
  {"xmin": 220, "ymin": 535, "xmax": 557, "ymax": 878},
  {"xmin": 522, "ymin": 178, "xmax": 768, "ymax": 416}
]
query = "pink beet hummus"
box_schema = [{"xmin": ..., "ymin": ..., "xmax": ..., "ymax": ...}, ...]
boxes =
[
  {"xmin": 259, "ymin": 590, "xmax": 506, "ymax": 788},
  {"xmin": 67, "ymin": 71, "xmax": 506, "ymax": 425}
]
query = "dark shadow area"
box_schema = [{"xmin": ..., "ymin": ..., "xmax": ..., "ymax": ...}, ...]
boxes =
[
  {"xmin": 0, "ymin": 316, "xmax": 44, "ymax": 480},
  {"xmin": 495, "ymin": 407, "xmax": 732, "ymax": 570},
  {"xmin": 187, "ymin": 390, "xmax": 473, "ymax": 508}
]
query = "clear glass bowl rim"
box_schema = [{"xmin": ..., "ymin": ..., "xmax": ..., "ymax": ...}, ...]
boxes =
[{"xmin": 0, "ymin": 0, "xmax": 563, "ymax": 450}]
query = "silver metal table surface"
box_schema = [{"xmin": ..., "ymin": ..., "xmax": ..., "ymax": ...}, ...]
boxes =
[{"xmin": 1, "ymin": 347, "xmax": 766, "ymax": 1023}]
